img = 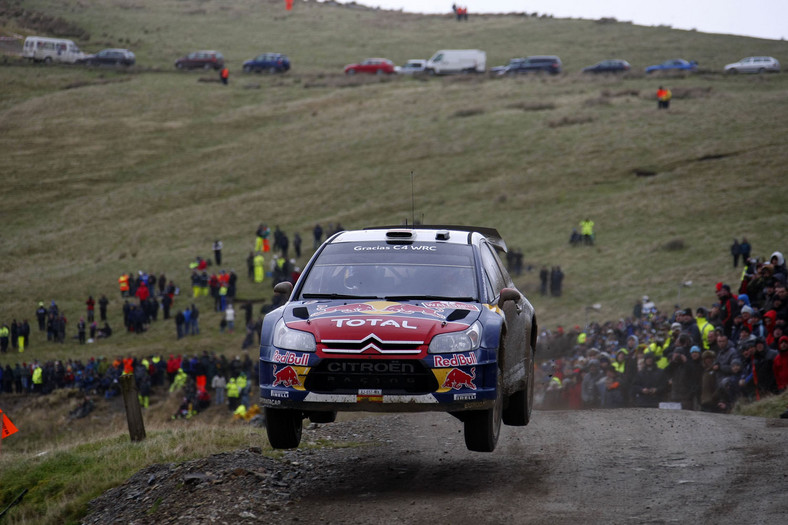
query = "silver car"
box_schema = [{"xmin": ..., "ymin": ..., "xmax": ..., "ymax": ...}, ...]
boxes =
[{"xmin": 724, "ymin": 56, "xmax": 780, "ymax": 74}]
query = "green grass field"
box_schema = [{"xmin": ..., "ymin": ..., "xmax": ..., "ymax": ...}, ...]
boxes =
[{"xmin": 1, "ymin": 1, "xmax": 787, "ymax": 521}]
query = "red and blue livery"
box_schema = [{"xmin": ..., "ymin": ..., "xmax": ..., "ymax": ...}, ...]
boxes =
[{"xmin": 259, "ymin": 226, "xmax": 537, "ymax": 452}]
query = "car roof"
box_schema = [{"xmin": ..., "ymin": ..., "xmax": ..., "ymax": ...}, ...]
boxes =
[{"xmin": 327, "ymin": 225, "xmax": 509, "ymax": 252}]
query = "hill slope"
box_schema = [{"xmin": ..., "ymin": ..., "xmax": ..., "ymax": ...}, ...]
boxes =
[{"xmin": 1, "ymin": 0, "xmax": 787, "ymax": 350}]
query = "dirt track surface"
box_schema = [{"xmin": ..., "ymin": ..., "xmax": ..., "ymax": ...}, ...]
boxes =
[{"xmin": 84, "ymin": 409, "xmax": 788, "ymax": 524}]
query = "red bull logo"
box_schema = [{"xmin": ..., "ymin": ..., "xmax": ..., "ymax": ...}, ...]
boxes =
[
  {"xmin": 381, "ymin": 302, "xmax": 445, "ymax": 319},
  {"xmin": 314, "ymin": 303, "xmax": 374, "ymax": 316},
  {"xmin": 272, "ymin": 365, "xmax": 301, "ymax": 388},
  {"xmin": 422, "ymin": 301, "xmax": 480, "ymax": 312},
  {"xmin": 442, "ymin": 367, "xmax": 476, "ymax": 390},
  {"xmin": 433, "ymin": 353, "xmax": 478, "ymax": 368},
  {"xmin": 313, "ymin": 301, "xmax": 445, "ymax": 319},
  {"xmin": 273, "ymin": 350, "xmax": 309, "ymax": 366}
]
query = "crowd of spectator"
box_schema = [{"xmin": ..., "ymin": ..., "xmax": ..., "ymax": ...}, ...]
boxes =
[
  {"xmin": 0, "ymin": 224, "xmax": 318, "ymax": 422},
  {"xmin": 536, "ymin": 250, "xmax": 788, "ymax": 416},
  {"xmin": 0, "ymin": 351, "xmax": 259, "ymax": 419}
]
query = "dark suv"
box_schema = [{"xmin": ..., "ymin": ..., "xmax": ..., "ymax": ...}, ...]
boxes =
[
  {"xmin": 78, "ymin": 48, "xmax": 135, "ymax": 67},
  {"xmin": 174, "ymin": 50, "xmax": 224, "ymax": 70},
  {"xmin": 498, "ymin": 55, "xmax": 562, "ymax": 75},
  {"xmin": 242, "ymin": 53, "xmax": 291, "ymax": 73}
]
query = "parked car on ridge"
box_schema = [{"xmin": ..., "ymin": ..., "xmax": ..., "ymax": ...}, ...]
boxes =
[
  {"xmin": 242, "ymin": 53, "xmax": 290, "ymax": 73},
  {"xmin": 77, "ymin": 48, "xmax": 135, "ymax": 67},
  {"xmin": 395, "ymin": 59, "xmax": 427, "ymax": 74},
  {"xmin": 344, "ymin": 58, "xmax": 395, "ymax": 75},
  {"xmin": 724, "ymin": 56, "xmax": 780, "ymax": 74},
  {"xmin": 491, "ymin": 55, "xmax": 562, "ymax": 75},
  {"xmin": 645, "ymin": 58, "xmax": 697, "ymax": 74},
  {"xmin": 425, "ymin": 49, "xmax": 486, "ymax": 75},
  {"xmin": 582, "ymin": 59, "xmax": 630, "ymax": 74},
  {"xmin": 175, "ymin": 50, "xmax": 224, "ymax": 70}
]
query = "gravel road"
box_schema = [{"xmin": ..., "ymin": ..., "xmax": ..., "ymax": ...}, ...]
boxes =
[{"xmin": 84, "ymin": 409, "xmax": 788, "ymax": 524}]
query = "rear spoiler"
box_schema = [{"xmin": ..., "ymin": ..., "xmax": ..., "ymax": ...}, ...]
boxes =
[{"xmin": 365, "ymin": 224, "xmax": 508, "ymax": 253}]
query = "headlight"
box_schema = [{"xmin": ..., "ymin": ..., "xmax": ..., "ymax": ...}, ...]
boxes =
[
  {"xmin": 428, "ymin": 321, "xmax": 482, "ymax": 354},
  {"xmin": 272, "ymin": 318, "xmax": 316, "ymax": 352}
]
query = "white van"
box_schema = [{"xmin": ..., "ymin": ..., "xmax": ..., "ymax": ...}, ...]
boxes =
[
  {"xmin": 22, "ymin": 36, "xmax": 85, "ymax": 64},
  {"xmin": 425, "ymin": 49, "xmax": 486, "ymax": 75}
]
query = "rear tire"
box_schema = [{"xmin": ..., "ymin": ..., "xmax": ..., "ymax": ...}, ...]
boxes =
[
  {"xmin": 264, "ymin": 407, "xmax": 303, "ymax": 449},
  {"xmin": 464, "ymin": 370, "xmax": 502, "ymax": 452}
]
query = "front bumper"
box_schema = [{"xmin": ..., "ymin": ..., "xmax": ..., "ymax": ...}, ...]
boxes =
[{"xmin": 259, "ymin": 346, "xmax": 497, "ymax": 413}]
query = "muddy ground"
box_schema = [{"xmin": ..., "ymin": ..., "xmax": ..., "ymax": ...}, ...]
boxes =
[{"xmin": 84, "ymin": 409, "xmax": 788, "ymax": 524}]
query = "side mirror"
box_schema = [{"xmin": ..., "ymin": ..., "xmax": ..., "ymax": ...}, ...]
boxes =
[
  {"xmin": 273, "ymin": 281, "xmax": 293, "ymax": 296},
  {"xmin": 498, "ymin": 288, "xmax": 521, "ymax": 309}
]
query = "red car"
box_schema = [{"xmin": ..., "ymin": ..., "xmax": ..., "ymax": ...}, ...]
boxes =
[{"xmin": 344, "ymin": 58, "xmax": 395, "ymax": 75}]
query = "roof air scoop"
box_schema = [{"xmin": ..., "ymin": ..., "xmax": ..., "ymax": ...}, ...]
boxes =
[
  {"xmin": 386, "ymin": 230, "xmax": 414, "ymax": 239},
  {"xmin": 435, "ymin": 230, "xmax": 450, "ymax": 241}
]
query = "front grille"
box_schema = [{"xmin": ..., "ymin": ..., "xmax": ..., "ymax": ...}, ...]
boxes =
[
  {"xmin": 304, "ymin": 359, "xmax": 438, "ymax": 394},
  {"xmin": 320, "ymin": 339, "xmax": 423, "ymax": 354}
]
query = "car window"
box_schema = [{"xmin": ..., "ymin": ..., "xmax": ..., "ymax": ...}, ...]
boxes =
[
  {"xmin": 480, "ymin": 243, "xmax": 507, "ymax": 299},
  {"xmin": 299, "ymin": 242, "xmax": 478, "ymax": 300}
]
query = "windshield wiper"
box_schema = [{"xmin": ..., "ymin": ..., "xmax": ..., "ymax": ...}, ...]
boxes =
[
  {"xmin": 301, "ymin": 293, "xmax": 381, "ymax": 300},
  {"xmin": 384, "ymin": 295, "xmax": 477, "ymax": 302}
]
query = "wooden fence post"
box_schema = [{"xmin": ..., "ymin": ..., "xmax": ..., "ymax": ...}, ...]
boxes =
[{"xmin": 120, "ymin": 374, "xmax": 146, "ymax": 442}]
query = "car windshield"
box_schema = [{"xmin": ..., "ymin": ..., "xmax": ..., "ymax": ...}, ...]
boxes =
[{"xmin": 299, "ymin": 242, "xmax": 479, "ymax": 300}]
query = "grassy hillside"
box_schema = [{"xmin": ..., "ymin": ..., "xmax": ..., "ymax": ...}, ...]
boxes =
[
  {"xmin": 1, "ymin": 1, "xmax": 787, "ymax": 522},
  {"xmin": 2, "ymin": 0, "xmax": 787, "ymax": 334}
]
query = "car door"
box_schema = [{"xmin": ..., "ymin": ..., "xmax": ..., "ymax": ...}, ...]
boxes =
[{"xmin": 479, "ymin": 243, "xmax": 528, "ymax": 393}]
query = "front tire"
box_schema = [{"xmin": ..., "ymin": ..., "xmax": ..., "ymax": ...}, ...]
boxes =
[
  {"xmin": 503, "ymin": 348, "xmax": 535, "ymax": 426},
  {"xmin": 464, "ymin": 371, "xmax": 502, "ymax": 452},
  {"xmin": 346, "ymin": 69, "xmax": 356, "ymax": 75},
  {"xmin": 264, "ymin": 407, "xmax": 303, "ymax": 449}
]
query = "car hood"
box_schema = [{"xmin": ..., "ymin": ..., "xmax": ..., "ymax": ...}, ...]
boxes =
[{"xmin": 282, "ymin": 299, "xmax": 483, "ymax": 349}]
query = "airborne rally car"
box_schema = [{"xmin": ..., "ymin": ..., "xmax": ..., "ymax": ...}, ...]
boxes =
[{"xmin": 259, "ymin": 226, "xmax": 537, "ymax": 452}]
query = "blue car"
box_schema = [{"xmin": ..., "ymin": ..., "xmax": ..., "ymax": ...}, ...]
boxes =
[
  {"xmin": 242, "ymin": 52, "xmax": 290, "ymax": 73},
  {"xmin": 645, "ymin": 58, "xmax": 698, "ymax": 74},
  {"xmin": 258, "ymin": 225, "xmax": 537, "ymax": 452}
]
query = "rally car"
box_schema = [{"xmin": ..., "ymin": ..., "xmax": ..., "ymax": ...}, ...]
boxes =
[{"xmin": 259, "ymin": 226, "xmax": 537, "ymax": 452}]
